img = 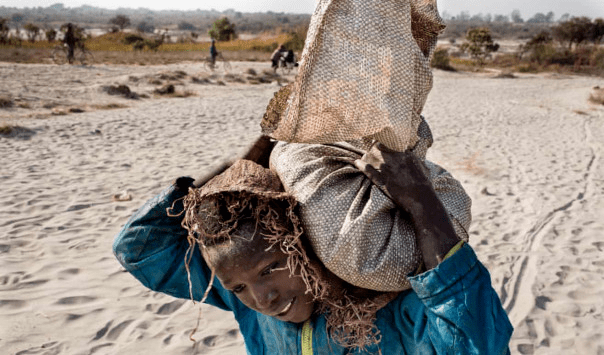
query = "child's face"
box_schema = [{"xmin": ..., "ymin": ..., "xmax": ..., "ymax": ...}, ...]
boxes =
[{"xmin": 203, "ymin": 221, "xmax": 316, "ymax": 323}]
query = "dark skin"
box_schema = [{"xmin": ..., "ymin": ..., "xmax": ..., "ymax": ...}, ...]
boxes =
[
  {"xmin": 194, "ymin": 136, "xmax": 460, "ymax": 271},
  {"xmin": 202, "ymin": 221, "xmax": 316, "ymax": 323},
  {"xmin": 354, "ymin": 143, "xmax": 460, "ymax": 270}
]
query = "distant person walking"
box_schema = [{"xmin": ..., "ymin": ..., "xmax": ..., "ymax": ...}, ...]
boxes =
[
  {"xmin": 210, "ymin": 39, "xmax": 218, "ymax": 66},
  {"xmin": 63, "ymin": 23, "xmax": 76, "ymax": 64}
]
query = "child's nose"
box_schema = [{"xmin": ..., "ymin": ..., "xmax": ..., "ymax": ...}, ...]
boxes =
[{"xmin": 252, "ymin": 285, "xmax": 278, "ymax": 310}]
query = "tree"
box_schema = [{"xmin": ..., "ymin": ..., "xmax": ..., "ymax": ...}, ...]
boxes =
[
  {"xmin": 591, "ymin": 18, "xmax": 604, "ymax": 45},
  {"xmin": 457, "ymin": 11, "xmax": 470, "ymax": 22},
  {"xmin": 109, "ymin": 15, "xmax": 131, "ymax": 31},
  {"xmin": 460, "ymin": 27, "xmax": 500, "ymax": 65},
  {"xmin": 493, "ymin": 15, "xmax": 509, "ymax": 23},
  {"xmin": 45, "ymin": 28, "xmax": 57, "ymax": 42},
  {"xmin": 527, "ymin": 13, "xmax": 548, "ymax": 23},
  {"xmin": 178, "ymin": 21, "xmax": 197, "ymax": 31},
  {"xmin": 511, "ymin": 9, "xmax": 523, "ymax": 23},
  {"xmin": 553, "ymin": 17, "xmax": 593, "ymax": 49},
  {"xmin": 208, "ymin": 17, "xmax": 237, "ymax": 41},
  {"xmin": 23, "ymin": 23, "xmax": 40, "ymax": 42},
  {"xmin": 0, "ymin": 18, "xmax": 9, "ymax": 44},
  {"xmin": 470, "ymin": 13, "xmax": 485, "ymax": 22},
  {"xmin": 136, "ymin": 21, "xmax": 155, "ymax": 34},
  {"xmin": 545, "ymin": 12, "xmax": 555, "ymax": 23},
  {"xmin": 519, "ymin": 31, "xmax": 554, "ymax": 64}
]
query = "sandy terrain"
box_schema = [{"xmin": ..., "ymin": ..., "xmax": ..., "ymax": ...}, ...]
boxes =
[{"xmin": 1, "ymin": 61, "xmax": 603, "ymax": 355}]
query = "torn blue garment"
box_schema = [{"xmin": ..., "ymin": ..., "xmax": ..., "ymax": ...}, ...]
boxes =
[{"xmin": 113, "ymin": 182, "xmax": 513, "ymax": 354}]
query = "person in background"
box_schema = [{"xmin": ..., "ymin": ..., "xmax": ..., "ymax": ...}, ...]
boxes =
[
  {"xmin": 63, "ymin": 23, "xmax": 76, "ymax": 64},
  {"xmin": 210, "ymin": 39, "xmax": 218, "ymax": 66},
  {"xmin": 271, "ymin": 44, "xmax": 286, "ymax": 73}
]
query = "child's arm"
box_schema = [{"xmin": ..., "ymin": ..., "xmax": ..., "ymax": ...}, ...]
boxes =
[
  {"xmin": 113, "ymin": 136, "xmax": 274, "ymax": 310},
  {"xmin": 354, "ymin": 146, "xmax": 460, "ymax": 270},
  {"xmin": 356, "ymin": 144, "xmax": 513, "ymax": 353},
  {"xmin": 400, "ymin": 243, "xmax": 513, "ymax": 354}
]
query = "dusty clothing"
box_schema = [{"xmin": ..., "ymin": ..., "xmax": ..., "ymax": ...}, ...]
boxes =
[{"xmin": 112, "ymin": 181, "xmax": 512, "ymax": 355}]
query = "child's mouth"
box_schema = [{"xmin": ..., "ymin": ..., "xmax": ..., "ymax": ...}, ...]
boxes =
[{"xmin": 276, "ymin": 298, "xmax": 294, "ymax": 317}]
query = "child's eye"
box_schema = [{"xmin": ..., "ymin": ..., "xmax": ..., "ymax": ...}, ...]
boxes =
[
  {"xmin": 261, "ymin": 261, "xmax": 279, "ymax": 276},
  {"xmin": 231, "ymin": 284, "xmax": 245, "ymax": 294}
]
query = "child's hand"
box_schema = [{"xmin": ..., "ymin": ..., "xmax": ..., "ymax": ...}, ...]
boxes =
[
  {"xmin": 353, "ymin": 143, "xmax": 432, "ymax": 215},
  {"xmin": 354, "ymin": 142, "xmax": 460, "ymax": 270}
]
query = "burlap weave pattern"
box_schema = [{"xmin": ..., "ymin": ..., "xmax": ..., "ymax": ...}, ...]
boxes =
[
  {"xmin": 262, "ymin": 0, "xmax": 445, "ymax": 152},
  {"xmin": 270, "ymin": 121, "xmax": 472, "ymax": 291}
]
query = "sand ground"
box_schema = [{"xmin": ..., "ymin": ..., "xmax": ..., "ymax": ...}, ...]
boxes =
[{"xmin": 1, "ymin": 61, "xmax": 603, "ymax": 355}]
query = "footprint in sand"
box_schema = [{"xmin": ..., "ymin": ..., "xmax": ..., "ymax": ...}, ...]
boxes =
[
  {"xmin": 106, "ymin": 319, "xmax": 135, "ymax": 341},
  {"xmin": 55, "ymin": 295, "xmax": 97, "ymax": 305},
  {"xmin": 156, "ymin": 299, "xmax": 185, "ymax": 315},
  {"xmin": 0, "ymin": 299, "xmax": 28, "ymax": 310},
  {"xmin": 202, "ymin": 335, "xmax": 218, "ymax": 347},
  {"xmin": 15, "ymin": 341, "xmax": 64, "ymax": 355}
]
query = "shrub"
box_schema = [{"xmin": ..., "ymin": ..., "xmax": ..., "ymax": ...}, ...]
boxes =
[
  {"xmin": 209, "ymin": 17, "xmax": 237, "ymax": 41},
  {"xmin": 590, "ymin": 48, "xmax": 604, "ymax": 69},
  {"xmin": 282, "ymin": 25, "xmax": 308, "ymax": 52},
  {"xmin": 460, "ymin": 27, "xmax": 500, "ymax": 65},
  {"xmin": 589, "ymin": 87, "xmax": 604, "ymax": 105},
  {"xmin": 45, "ymin": 28, "xmax": 57, "ymax": 42},
  {"xmin": 431, "ymin": 48, "xmax": 455, "ymax": 71},
  {"xmin": 178, "ymin": 22, "xmax": 197, "ymax": 31},
  {"xmin": 123, "ymin": 34, "xmax": 144, "ymax": 45},
  {"xmin": 136, "ymin": 21, "xmax": 155, "ymax": 34},
  {"xmin": 0, "ymin": 95, "xmax": 14, "ymax": 108},
  {"xmin": 0, "ymin": 124, "xmax": 13, "ymax": 135},
  {"xmin": 0, "ymin": 18, "xmax": 9, "ymax": 44},
  {"xmin": 553, "ymin": 17, "xmax": 593, "ymax": 49},
  {"xmin": 23, "ymin": 23, "xmax": 40, "ymax": 42}
]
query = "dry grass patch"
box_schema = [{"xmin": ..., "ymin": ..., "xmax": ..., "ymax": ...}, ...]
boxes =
[
  {"xmin": 0, "ymin": 124, "xmax": 36, "ymax": 139},
  {"xmin": 0, "ymin": 95, "xmax": 14, "ymax": 108},
  {"xmin": 92, "ymin": 103, "xmax": 128, "ymax": 110},
  {"xmin": 171, "ymin": 90, "xmax": 197, "ymax": 98},
  {"xmin": 0, "ymin": 124, "xmax": 13, "ymax": 135}
]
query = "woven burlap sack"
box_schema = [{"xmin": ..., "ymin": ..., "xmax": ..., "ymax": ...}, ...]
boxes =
[
  {"xmin": 262, "ymin": 0, "xmax": 445, "ymax": 151},
  {"xmin": 270, "ymin": 138, "xmax": 472, "ymax": 292}
]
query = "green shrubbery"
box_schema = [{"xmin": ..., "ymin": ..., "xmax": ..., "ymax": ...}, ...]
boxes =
[
  {"xmin": 209, "ymin": 17, "xmax": 237, "ymax": 41},
  {"xmin": 460, "ymin": 27, "xmax": 499, "ymax": 65},
  {"xmin": 431, "ymin": 48, "xmax": 455, "ymax": 71}
]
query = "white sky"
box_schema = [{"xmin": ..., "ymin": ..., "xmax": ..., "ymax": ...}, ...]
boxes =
[{"xmin": 3, "ymin": 0, "xmax": 604, "ymax": 18}]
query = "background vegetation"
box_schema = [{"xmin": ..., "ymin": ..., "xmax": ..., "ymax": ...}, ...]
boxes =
[{"xmin": 0, "ymin": 4, "xmax": 602, "ymax": 76}]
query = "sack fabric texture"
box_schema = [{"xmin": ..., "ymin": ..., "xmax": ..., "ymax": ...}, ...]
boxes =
[
  {"xmin": 270, "ymin": 118, "xmax": 472, "ymax": 292},
  {"xmin": 262, "ymin": 0, "xmax": 446, "ymax": 152}
]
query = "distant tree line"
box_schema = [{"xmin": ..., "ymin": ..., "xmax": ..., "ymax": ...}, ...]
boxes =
[{"xmin": 0, "ymin": 4, "xmax": 310, "ymax": 36}]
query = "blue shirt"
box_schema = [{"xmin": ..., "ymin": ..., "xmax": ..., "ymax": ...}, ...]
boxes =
[{"xmin": 113, "ymin": 179, "xmax": 513, "ymax": 354}]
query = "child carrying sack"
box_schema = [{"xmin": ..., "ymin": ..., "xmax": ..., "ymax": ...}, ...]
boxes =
[{"xmin": 262, "ymin": 0, "xmax": 445, "ymax": 152}]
